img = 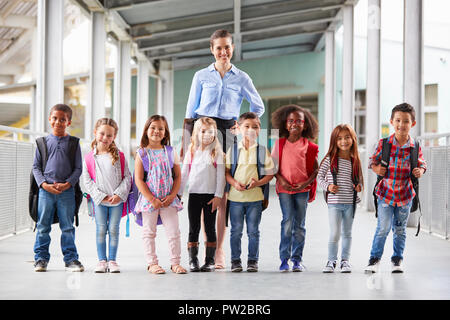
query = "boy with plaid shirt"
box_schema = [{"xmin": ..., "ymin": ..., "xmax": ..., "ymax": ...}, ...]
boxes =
[{"xmin": 365, "ymin": 103, "xmax": 426, "ymax": 273}]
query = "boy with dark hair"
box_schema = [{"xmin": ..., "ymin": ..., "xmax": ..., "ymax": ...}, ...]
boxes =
[
  {"xmin": 365, "ymin": 102, "xmax": 426, "ymax": 273},
  {"xmin": 225, "ymin": 112, "xmax": 274, "ymax": 272},
  {"xmin": 32, "ymin": 104, "xmax": 84, "ymax": 272}
]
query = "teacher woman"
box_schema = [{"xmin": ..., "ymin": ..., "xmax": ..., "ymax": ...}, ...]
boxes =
[{"xmin": 184, "ymin": 29, "xmax": 265, "ymax": 270}]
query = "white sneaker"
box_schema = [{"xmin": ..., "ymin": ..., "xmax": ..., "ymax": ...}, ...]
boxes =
[
  {"xmin": 391, "ymin": 258, "xmax": 403, "ymax": 273},
  {"xmin": 322, "ymin": 260, "xmax": 336, "ymax": 273},
  {"xmin": 94, "ymin": 260, "xmax": 108, "ymax": 273},
  {"xmin": 364, "ymin": 258, "xmax": 380, "ymax": 273},
  {"xmin": 340, "ymin": 260, "xmax": 352, "ymax": 273},
  {"xmin": 108, "ymin": 261, "xmax": 121, "ymax": 273}
]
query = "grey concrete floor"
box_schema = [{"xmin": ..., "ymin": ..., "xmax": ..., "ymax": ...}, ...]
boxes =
[{"xmin": 1, "ymin": 187, "xmax": 449, "ymax": 300}]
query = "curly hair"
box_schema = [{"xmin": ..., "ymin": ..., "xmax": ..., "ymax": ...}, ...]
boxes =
[
  {"xmin": 91, "ymin": 118, "xmax": 120, "ymax": 165},
  {"xmin": 271, "ymin": 104, "xmax": 318, "ymax": 140}
]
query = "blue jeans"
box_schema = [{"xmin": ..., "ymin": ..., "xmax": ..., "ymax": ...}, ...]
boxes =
[
  {"xmin": 33, "ymin": 187, "xmax": 78, "ymax": 263},
  {"xmin": 278, "ymin": 192, "xmax": 309, "ymax": 262},
  {"xmin": 370, "ymin": 198, "xmax": 413, "ymax": 260},
  {"xmin": 327, "ymin": 203, "xmax": 355, "ymax": 261},
  {"xmin": 94, "ymin": 203, "xmax": 123, "ymax": 261},
  {"xmin": 229, "ymin": 201, "xmax": 263, "ymax": 262}
]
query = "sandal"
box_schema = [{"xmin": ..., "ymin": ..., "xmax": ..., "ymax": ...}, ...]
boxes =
[
  {"xmin": 147, "ymin": 264, "xmax": 165, "ymax": 274},
  {"xmin": 171, "ymin": 264, "xmax": 187, "ymax": 274}
]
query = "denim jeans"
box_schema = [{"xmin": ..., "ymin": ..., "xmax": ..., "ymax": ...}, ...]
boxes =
[
  {"xmin": 94, "ymin": 203, "xmax": 123, "ymax": 261},
  {"xmin": 278, "ymin": 192, "xmax": 309, "ymax": 262},
  {"xmin": 33, "ymin": 187, "xmax": 78, "ymax": 263},
  {"xmin": 229, "ymin": 200, "xmax": 262, "ymax": 262},
  {"xmin": 327, "ymin": 203, "xmax": 355, "ymax": 261},
  {"xmin": 369, "ymin": 198, "xmax": 413, "ymax": 260}
]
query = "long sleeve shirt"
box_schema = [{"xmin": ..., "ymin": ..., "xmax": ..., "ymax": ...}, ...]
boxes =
[
  {"xmin": 317, "ymin": 156, "xmax": 361, "ymax": 204},
  {"xmin": 32, "ymin": 134, "xmax": 82, "ymax": 187},
  {"xmin": 179, "ymin": 146, "xmax": 226, "ymax": 198},
  {"xmin": 82, "ymin": 149, "xmax": 132, "ymax": 205},
  {"xmin": 369, "ymin": 134, "xmax": 427, "ymax": 207},
  {"xmin": 185, "ymin": 63, "xmax": 264, "ymax": 120}
]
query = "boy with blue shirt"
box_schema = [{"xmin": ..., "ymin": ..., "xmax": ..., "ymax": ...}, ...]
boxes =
[{"xmin": 32, "ymin": 104, "xmax": 84, "ymax": 272}]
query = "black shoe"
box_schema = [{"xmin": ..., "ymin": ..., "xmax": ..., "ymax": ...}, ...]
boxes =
[
  {"xmin": 247, "ymin": 260, "xmax": 258, "ymax": 272},
  {"xmin": 231, "ymin": 260, "xmax": 243, "ymax": 272},
  {"xmin": 391, "ymin": 256, "xmax": 403, "ymax": 273},
  {"xmin": 65, "ymin": 259, "xmax": 84, "ymax": 272},
  {"xmin": 200, "ymin": 245, "xmax": 216, "ymax": 272},
  {"xmin": 188, "ymin": 245, "xmax": 200, "ymax": 272},
  {"xmin": 34, "ymin": 260, "xmax": 48, "ymax": 272}
]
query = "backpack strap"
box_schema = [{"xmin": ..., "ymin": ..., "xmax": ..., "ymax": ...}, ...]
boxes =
[
  {"xmin": 119, "ymin": 151, "xmax": 125, "ymax": 178},
  {"xmin": 68, "ymin": 136, "xmax": 81, "ymax": 227},
  {"xmin": 256, "ymin": 144, "xmax": 269, "ymax": 203},
  {"xmin": 84, "ymin": 151, "xmax": 96, "ymax": 182},
  {"xmin": 410, "ymin": 140, "xmax": 421, "ymax": 236},
  {"xmin": 36, "ymin": 137, "xmax": 48, "ymax": 171},
  {"xmin": 225, "ymin": 141, "xmax": 239, "ymax": 227},
  {"xmin": 373, "ymin": 138, "xmax": 391, "ymax": 218},
  {"xmin": 350, "ymin": 157, "xmax": 359, "ymax": 218},
  {"xmin": 325, "ymin": 156, "xmax": 338, "ymax": 204}
]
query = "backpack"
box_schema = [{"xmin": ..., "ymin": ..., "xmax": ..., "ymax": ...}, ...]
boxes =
[
  {"xmin": 83, "ymin": 150, "xmax": 130, "ymax": 237},
  {"xmin": 323, "ymin": 157, "xmax": 360, "ymax": 218},
  {"xmin": 127, "ymin": 146, "xmax": 175, "ymax": 227},
  {"xmin": 29, "ymin": 136, "xmax": 83, "ymax": 230},
  {"xmin": 277, "ymin": 138, "xmax": 318, "ymax": 202},
  {"xmin": 372, "ymin": 137, "xmax": 421, "ymax": 236},
  {"xmin": 224, "ymin": 142, "xmax": 270, "ymax": 227}
]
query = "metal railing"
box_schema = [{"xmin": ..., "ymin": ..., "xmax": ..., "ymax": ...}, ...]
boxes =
[
  {"xmin": 416, "ymin": 133, "xmax": 450, "ymax": 239},
  {"xmin": 0, "ymin": 125, "xmax": 90, "ymax": 239}
]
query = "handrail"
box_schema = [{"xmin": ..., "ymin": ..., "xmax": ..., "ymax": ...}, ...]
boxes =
[{"xmin": 0, "ymin": 125, "xmax": 90, "ymax": 143}]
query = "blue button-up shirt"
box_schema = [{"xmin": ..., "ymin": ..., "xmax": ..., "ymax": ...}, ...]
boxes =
[
  {"xmin": 32, "ymin": 134, "xmax": 82, "ymax": 187},
  {"xmin": 185, "ymin": 63, "xmax": 265, "ymax": 120}
]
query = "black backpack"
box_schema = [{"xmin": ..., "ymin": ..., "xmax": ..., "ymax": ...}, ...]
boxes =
[
  {"xmin": 29, "ymin": 136, "xmax": 83, "ymax": 229},
  {"xmin": 372, "ymin": 138, "xmax": 421, "ymax": 236}
]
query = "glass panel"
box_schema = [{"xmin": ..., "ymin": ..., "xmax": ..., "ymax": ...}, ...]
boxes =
[{"xmin": 425, "ymin": 84, "xmax": 438, "ymax": 106}]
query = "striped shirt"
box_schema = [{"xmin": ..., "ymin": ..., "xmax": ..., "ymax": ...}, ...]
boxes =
[
  {"xmin": 317, "ymin": 156, "xmax": 361, "ymax": 204},
  {"xmin": 369, "ymin": 134, "xmax": 426, "ymax": 207}
]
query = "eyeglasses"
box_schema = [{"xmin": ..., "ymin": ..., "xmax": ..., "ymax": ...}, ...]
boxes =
[{"xmin": 287, "ymin": 119, "xmax": 305, "ymax": 125}]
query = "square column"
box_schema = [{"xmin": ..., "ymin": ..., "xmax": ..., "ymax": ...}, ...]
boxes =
[
  {"xmin": 113, "ymin": 40, "xmax": 132, "ymax": 159},
  {"xmin": 324, "ymin": 30, "xmax": 336, "ymax": 153},
  {"xmin": 342, "ymin": 4, "xmax": 354, "ymax": 126},
  {"xmin": 159, "ymin": 60, "xmax": 174, "ymax": 130},
  {"xmin": 86, "ymin": 11, "xmax": 106, "ymax": 140},
  {"xmin": 136, "ymin": 59, "xmax": 150, "ymax": 140},
  {"xmin": 403, "ymin": 0, "xmax": 424, "ymax": 137},
  {"xmin": 36, "ymin": 0, "xmax": 64, "ymax": 132},
  {"xmin": 365, "ymin": 0, "xmax": 381, "ymax": 211}
]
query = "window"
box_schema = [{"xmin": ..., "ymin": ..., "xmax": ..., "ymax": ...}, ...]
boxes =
[
  {"xmin": 424, "ymin": 84, "xmax": 438, "ymax": 134},
  {"xmin": 354, "ymin": 90, "xmax": 366, "ymax": 146}
]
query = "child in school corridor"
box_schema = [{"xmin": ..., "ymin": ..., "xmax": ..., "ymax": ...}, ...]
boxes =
[
  {"xmin": 82, "ymin": 118, "xmax": 131, "ymax": 273},
  {"xmin": 179, "ymin": 117, "xmax": 226, "ymax": 272},
  {"xmin": 365, "ymin": 103, "xmax": 426, "ymax": 273},
  {"xmin": 317, "ymin": 124, "xmax": 363, "ymax": 273},
  {"xmin": 225, "ymin": 112, "xmax": 274, "ymax": 273},
  {"xmin": 271, "ymin": 104, "xmax": 319, "ymax": 272},
  {"xmin": 134, "ymin": 115, "xmax": 187, "ymax": 274},
  {"xmin": 32, "ymin": 104, "xmax": 84, "ymax": 272}
]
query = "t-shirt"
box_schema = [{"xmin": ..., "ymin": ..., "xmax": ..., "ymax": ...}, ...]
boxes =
[
  {"xmin": 271, "ymin": 137, "xmax": 311, "ymax": 194},
  {"xmin": 226, "ymin": 140, "xmax": 274, "ymax": 202}
]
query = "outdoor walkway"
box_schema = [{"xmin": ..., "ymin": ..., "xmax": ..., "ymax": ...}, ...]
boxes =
[{"xmin": 1, "ymin": 187, "xmax": 449, "ymax": 300}]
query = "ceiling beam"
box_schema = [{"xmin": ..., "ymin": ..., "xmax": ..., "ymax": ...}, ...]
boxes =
[
  {"xmin": 0, "ymin": 63, "xmax": 24, "ymax": 75},
  {"xmin": 0, "ymin": 29, "xmax": 33, "ymax": 66},
  {"xmin": 0, "ymin": 15, "xmax": 36, "ymax": 29},
  {"xmin": 314, "ymin": 8, "xmax": 343, "ymax": 52},
  {"xmin": 234, "ymin": 0, "xmax": 242, "ymax": 61}
]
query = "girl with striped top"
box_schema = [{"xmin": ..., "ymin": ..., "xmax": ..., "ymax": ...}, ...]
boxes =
[{"xmin": 317, "ymin": 124, "xmax": 363, "ymax": 273}]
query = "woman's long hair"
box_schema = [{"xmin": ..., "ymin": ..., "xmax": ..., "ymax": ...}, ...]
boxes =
[
  {"xmin": 189, "ymin": 117, "xmax": 223, "ymax": 164},
  {"xmin": 140, "ymin": 115, "xmax": 171, "ymax": 148},
  {"xmin": 91, "ymin": 118, "xmax": 120, "ymax": 165},
  {"xmin": 270, "ymin": 104, "xmax": 319, "ymax": 141},
  {"xmin": 320, "ymin": 124, "xmax": 364, "ymax": 187}
]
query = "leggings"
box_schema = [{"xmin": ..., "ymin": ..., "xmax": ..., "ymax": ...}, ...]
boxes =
[{"xmin": 188, "ymin": 193, "xmax": 217, "ymax": 243}]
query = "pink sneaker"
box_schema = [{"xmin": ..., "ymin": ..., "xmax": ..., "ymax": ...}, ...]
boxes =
[
  {"xmin": 94, "ymin": 260, "xmax": 108, "ymax": 273},
  {"xmin": 108, "ymin": 261, "xmax": 120, "ymax": 273}
]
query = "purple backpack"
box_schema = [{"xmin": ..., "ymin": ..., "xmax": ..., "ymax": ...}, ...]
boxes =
[{"xmin": 127, "ymin": 146, "xmax": 175, "ymax": 226}]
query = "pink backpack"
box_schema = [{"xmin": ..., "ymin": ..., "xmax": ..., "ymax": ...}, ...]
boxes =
[{"xmin": 84, "ymin": 150, "xmax": 130, "ymax": 236}]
